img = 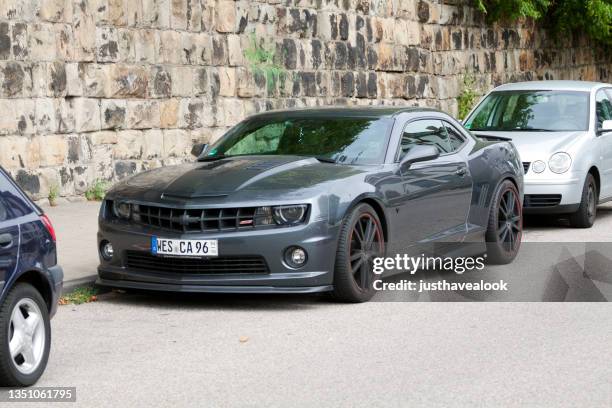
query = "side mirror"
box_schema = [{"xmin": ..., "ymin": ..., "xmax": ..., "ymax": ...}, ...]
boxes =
[
  {"xmin": 597, "ymin": 120, "xmax": 612, "ymax": 135},
  {"xmin": 191, "ymin": 143, "xmax": 209, "ymax": 158},
  {"xmin": 399, "ymin": 145, "xmax": 440, "ymax": 169}
]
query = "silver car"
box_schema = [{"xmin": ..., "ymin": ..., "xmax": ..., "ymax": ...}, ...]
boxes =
[{"xmin": 464, "ymin": 80, "xmax": 612, "ymax": 228}]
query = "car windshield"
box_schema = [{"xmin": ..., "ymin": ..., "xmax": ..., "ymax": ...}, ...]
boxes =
[
  {"xmin": 204, "ymin": 116, "xmax": 393, "ymax": 165},
  {"xmin": 464, "ymin": 90, "xmax": 589, "ymax": 132}
]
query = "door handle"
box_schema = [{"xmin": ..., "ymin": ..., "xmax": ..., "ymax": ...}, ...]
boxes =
[
  {"xmin": 0, "ymin": 233, "xmax": 14, "ymax": 248},
  {"xmin": 455, "ymin": 168, "xmax": 467, "ymax": 177}
]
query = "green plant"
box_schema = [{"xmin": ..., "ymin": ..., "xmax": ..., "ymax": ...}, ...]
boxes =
[
  {"xmin": 244, "ymin": 34, "xmax": 287, "ymax": 93},
  {"xmin": 457, "ymin": 74, "xmax": 479, "ymax": 120},
  {"xmin": 48, "ymin": 183, "xmax": 59, "ymax": 206},
  {"xmin": 475, "ymin": 0, "xmax": 550, "ymax": 21},
  {"xmin": 85, "ymin": 179, "xmax": 109, "ymax": 201},
  {"xmin": 59, "ymin": 286, "xmax": 99, "ymax": 305},
  {"xmin": 475, "ymin": 0, "xmax": 612, "ymax": 45}
]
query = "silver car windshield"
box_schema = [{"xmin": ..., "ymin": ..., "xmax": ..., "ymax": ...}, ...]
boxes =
[{"xmin": 465, "ymin": 90, "xmax": 589, "ymax": 132}]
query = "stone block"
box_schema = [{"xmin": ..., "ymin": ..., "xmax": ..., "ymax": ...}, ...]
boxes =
[
  {"xmin": 74, "ymin": 98, "xmax": 101, "ymax": 133},
  {"xmin": 157, "ymin": 30, "xmax": 181, "ymax": 64},
  {"xmin": 160, "ymin": 99, "xmax": 179, "ymax": 128},
  {"xmin": 38, "ymin": 134, "xmax": 67, "ymax": 166},
  {"xmin": 163, "ymin": 129, "xmax": 191, "ymax": 157},
  {"xmin": 114, "ymin": 129, "xmax": 142, "ymax": 159},
  {"xmin": 171, "ymin": 66, "xmax": 193, "ymax": 96},
  {"xmin": 96, "ymin": 27, "xmax": 120, "ymax": 62},
  {"xmin": 127, "ymin": 100, "xmax": 160, "ymax": 129},
  {"xmin": 215, "ymin": 0, "xmax": 236, "ymax": 33},
  {"xmin": 142, "ymin": 129, "xmax": 163, "ymax": 158},
  {"xmin": 101, "ymin": 99, "xmax": 127, "ymax": 130},
  {"xmin": 109, "ymin": 64, "xmax": 149, "ymax": 97},
  {"xmin": 218, "ymin": 67, "xmax": 236, "ymax": 97},
  {"xmin": 171, "ymin": 0, "xmax": 188, "ymax": 30}
]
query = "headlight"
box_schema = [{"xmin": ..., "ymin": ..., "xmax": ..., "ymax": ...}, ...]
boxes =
[
  {"xmin": 255, "ymin": 205, "xmax": 308, "ymax": 226},
  {"xmin": 273, "ymin": 205, "xmax": 308, "ymax": 225},
  {"xmin": 113, "ymin": 201, "xmax": 132, "ymax": 219},
  {"xmin": 532, "ymin": 160, "xmax": 546, "ymax": 173},
  {"xmin": 548, "ymin": 153, "xmax": 572, "ymax": 174}
]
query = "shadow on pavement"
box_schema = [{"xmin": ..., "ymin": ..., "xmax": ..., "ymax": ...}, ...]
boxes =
[{"xmin": 96, "ymin": 289, "xmax": 335, "ymax": 312}]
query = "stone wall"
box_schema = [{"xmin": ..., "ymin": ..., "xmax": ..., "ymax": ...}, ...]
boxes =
[{"xmin": 0, "ymin": 0, "xmax": 611, "ymax": 201}]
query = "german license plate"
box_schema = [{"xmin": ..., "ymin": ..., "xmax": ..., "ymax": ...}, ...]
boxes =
[{"xmin": 151, "ymin": 237, "xmax": 218, "ymax": 257}]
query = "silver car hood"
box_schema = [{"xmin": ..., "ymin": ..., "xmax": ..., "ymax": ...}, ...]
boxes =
[{"xmin": 472, "ymin": 131, "xmax": 585, "ymax": 162}]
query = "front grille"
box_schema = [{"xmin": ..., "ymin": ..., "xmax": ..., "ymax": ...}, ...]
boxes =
[
  {"xmin": 134, "ymin": 205, "xmax": 259, "ymax": 233},
  {"xmin": 522, "ymin": 162, "xmax": 530, "ymax": 174},
  {"xmin": 125, "ymin": 251, "xmax": 269, "ymax": 274},
  {"xmin": 524, "ymin": 194, "xmax": 562, "ymax": 208}
]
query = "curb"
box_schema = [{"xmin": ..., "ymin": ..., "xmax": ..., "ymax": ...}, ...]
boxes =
[{"xmin": 61, "ymin": 275, "xmax": 99, "ymax": 295}]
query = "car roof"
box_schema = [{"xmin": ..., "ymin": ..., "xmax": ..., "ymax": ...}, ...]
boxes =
[
  {"xmin": 492, "ymin": 80, "xmax": 610, "ymax": 93},
  {"xmin": 247, "ymin": 106, "xmax": 443, "ymax": 120}
]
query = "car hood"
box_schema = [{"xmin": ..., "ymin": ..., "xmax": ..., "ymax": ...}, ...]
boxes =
[
  {"xmin": 472, "ymin": 131, "xmax": 585, "ymax": 161},
  {"xmin": 108, "ymin": 155, "xmax": 368, "ymax": 204}
]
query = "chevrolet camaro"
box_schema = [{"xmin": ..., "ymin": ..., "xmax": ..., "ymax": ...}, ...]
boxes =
[{"xmin": 97, "ymin": 107, "xmax": 523, "ymax": 302}]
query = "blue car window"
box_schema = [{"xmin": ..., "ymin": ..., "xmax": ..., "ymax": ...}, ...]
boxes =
[
  {"xmin": 0, "ymin": 196, "xmax": 7, "ymax": 222},
  {"xmin": 0, "ymin": 171, "xmax": 33, "ymax": 220}
]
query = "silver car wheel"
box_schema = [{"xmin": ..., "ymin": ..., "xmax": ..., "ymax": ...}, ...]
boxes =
[{"xmin": 8, "ymin": 298, "xmax": 46, "ymax": 375}]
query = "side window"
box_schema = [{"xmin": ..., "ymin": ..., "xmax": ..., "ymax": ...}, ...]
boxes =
[
  {"xmin": 0, "ymin": 171, "xmax": 32, "ymax": 220},
  {"xmin": 0, "ymin": 197, "xmax": 8, "ymax": 222},
  {"xmin": 442, "ymin": 122, "xmax": 466, "ymax": 152},
  {"xmin": 398, "ymin": 120, "xmax": 451, "ymax": 160},
  {"xmin": 595, "ymin": 90, "xmax": 612, "ymax": 128}
]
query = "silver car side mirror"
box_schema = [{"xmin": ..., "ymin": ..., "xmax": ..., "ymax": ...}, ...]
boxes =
[{"xmin": 597, "ymin": 120, "xmax": 612, "ymax": 135}]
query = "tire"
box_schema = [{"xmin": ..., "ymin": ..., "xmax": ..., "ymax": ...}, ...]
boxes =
[
  {"xmin": 569, "ymin": 174, "xmax": 597, "ymax": 228},
  {"xmin": 332, "ymin": 203, "xmax": 385, "ymax": 302},
  {"xmin": 485, "ymin": 180, "xmax": 522, "ymax": 264},
  {"xmin": 0, "ymin": 283, "xmax": 51, "ymax": 387}
]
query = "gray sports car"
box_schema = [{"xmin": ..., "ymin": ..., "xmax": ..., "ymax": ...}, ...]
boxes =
[{"xmin": 97, "ymin": 107, "xmax": 524, "ymax": 302}]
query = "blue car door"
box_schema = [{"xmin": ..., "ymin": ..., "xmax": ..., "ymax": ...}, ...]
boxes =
[{"xmin": 0, "ymin": 176, "xmax": 20, "ymax": 284}]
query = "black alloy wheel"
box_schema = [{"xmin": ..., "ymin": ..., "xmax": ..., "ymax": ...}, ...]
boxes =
[
  {"xmin": 486, "ymin": 180, "xmax": 522, "ymax": 264},
  {"xmin": 332, "ymin": 203, "xmax": 385, "ymax": 302}
]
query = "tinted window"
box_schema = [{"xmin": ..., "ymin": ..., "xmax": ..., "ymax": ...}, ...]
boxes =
[
  {"xmin": 442, "ymin": 122, "xmax": 466, "ymax": 151},
  {"xmin": 0, "ymin": 197, "xmax": 8, "ymax": 222},
  {"xmin": 0, "ymin": 171, "xmax": 33, "ymax": 220},
  {"xmin": 399, "ymin": 120, "xmax": 450, "ymax": 160},
  {"xmin": 207, "ymin": 117, "xmax": 393, "ymax": 165},
  {"xmin": 464, "ymin": 91, "xmax": 589, "ymax": 131},
  {"xmin": 595, "ymin": 90, "xmax": 612, "ymax": 128}
]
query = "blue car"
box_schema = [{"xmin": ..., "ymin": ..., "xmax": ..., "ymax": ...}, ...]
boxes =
[{"xmin": 0, "ymin": 167, "xmax": 63, "ymax": 386}]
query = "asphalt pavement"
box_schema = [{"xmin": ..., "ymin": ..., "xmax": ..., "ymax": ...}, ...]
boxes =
[{"xmin": 27, "ymin": 201, "xmax": 612, "ymax": 407}]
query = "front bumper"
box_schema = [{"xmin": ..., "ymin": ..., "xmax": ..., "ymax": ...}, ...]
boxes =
[
  {"xmin": 523, "ymin": 172, "xmax": 583, "ymax": 214},
  {"xmin": 97, "ymin": 219, "xmax": 339, "ymax": 293}
]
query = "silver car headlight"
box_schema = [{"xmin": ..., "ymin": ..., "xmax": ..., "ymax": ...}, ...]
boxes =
[
  {"xmin": 113, "ymin": 200, "xmax": 132, "ymax": 219},
  {"xmin": 548, "ymin": 153, "xmax": 572, "ymax": 174}
]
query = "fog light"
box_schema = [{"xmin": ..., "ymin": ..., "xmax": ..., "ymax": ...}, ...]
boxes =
[
  {"xmin": 285, "ymin": 246, "xmax": 307, "ymax": 268},
  {"xmin": 100, "ymin": 240, "xmax": 114, "ymax": 260},
  {"xmin": 532, "ymin": 160, "xmax": 546, "ymax": 173}
]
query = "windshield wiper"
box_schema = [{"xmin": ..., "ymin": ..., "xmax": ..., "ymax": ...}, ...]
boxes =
[
  {"xmin": 198, "ymin": 154, "xmax": 227, "ymax": 162},
  {"xmin": 313, "ymin": 156, "xmax": 337, "ymax": 164}
]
